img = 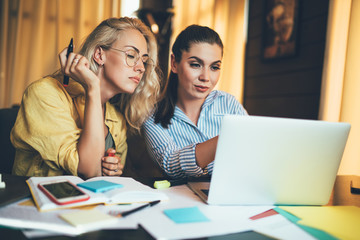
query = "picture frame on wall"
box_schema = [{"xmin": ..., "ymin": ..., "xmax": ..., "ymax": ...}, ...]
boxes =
[{"xmin": 262, "ymin": 0, "xmax": 300, "ymax": 61}]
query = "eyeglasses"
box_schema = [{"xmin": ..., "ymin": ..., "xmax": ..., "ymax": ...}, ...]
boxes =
[{"xmin": 108, "ymin": 47, "xmax": 153, "ymax": 68}]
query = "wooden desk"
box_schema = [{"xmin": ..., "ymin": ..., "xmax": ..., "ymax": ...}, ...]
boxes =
[
  {"xmin": 0, "ymin": 174, "xmax": 30, "ymax": 207},
  {"xmin": 0, "ymin": 174, "xmax": 268, "ymax": 240},
  {"xmin": 328, "ymin": 175, "xmax": 360, "ymax": 207},
  {"xmin": 0, "ymin": 173, "xmax": 155, "ymax": 240},
  {"xmin": 1, "ymin": 174, "xmax": 359, "ymax": 239},
  {"xmin": 0, "ymin": 226, "xmax": 154, "ymax": 240}
]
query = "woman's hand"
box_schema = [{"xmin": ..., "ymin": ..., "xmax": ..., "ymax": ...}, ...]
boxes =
[
  {"xmin": 58, "ymin": 47, "xmax": 100, "ymax": 90},
  {"xmin": 102, "ymin": 148, "xmax": 124, "ymax": 176}
]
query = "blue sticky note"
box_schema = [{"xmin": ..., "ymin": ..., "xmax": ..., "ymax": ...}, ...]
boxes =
[
  {"xmin": 77, "ymin": 180, "xmax": 123, "ymax": 193},
  {"xmin": 163, "ymin": 206, "xmax": 210, "ymax": 224}
]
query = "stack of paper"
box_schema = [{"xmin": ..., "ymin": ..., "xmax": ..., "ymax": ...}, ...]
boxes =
[{"xmin": 0, "ymin": 198, "xmax": 138, "ymax": 236}]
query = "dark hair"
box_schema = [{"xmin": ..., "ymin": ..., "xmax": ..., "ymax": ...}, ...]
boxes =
[{"xmin": 154, "ymin": 25, "xmax": 224, "ymax": 128}]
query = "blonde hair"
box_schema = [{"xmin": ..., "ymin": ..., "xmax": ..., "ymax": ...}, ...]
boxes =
[{"xmin": 59, "ymin": 17, "xmax": 161, "ymax": 132}]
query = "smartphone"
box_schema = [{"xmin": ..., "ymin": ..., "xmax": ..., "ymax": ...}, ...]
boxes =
[{"xmin": 38, "ymin": 179, "xmax": 90, "ymax": 205}]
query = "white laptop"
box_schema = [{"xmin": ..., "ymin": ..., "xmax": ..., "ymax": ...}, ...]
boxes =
[{"xmin": 187, "ymin": 115, "xmax": 350, "ymax": 206}]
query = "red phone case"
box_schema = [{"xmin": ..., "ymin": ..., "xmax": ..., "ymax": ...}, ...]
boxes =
[{"xmin": 38, "ymin": 180, "xmax": 90, "ymax": 205}]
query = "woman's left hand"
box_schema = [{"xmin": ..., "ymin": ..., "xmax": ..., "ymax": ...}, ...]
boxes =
[
  {"xmin": 102, "ymin": 148, "xmax": 124, "ymax": 176},
  {"xmin": 58, "ymin": 47, "xmax": 100, "ymax": 91}
]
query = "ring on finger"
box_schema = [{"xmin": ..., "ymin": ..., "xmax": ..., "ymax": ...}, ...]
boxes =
[
  {"xmin": 73, "ymin": 58, "xmax": 79, "ymax": 64},
  {"xmin": 114, "ymin": 169, "xmax": 118, "ymax": 172}
]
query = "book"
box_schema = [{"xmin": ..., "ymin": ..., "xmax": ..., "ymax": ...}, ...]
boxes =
[{"xmin": 27, "ymin": 176, "xmax": 168, "ymax": 212}]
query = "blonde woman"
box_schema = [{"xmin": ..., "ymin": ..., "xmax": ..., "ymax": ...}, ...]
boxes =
[{"xmin": 11, "ymin": 17, "xmax": 160, "ymax": 179}]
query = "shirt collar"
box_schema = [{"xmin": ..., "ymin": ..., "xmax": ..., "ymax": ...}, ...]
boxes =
[
  {"xmin": 202, "ymin": 90, "xmax": 224, "ymax": 109},
  {"xmin": 105, "ymin": 101, "xmax": 119, "ymax": 123},
  {"xmin": 173, "ymin": 90, "xmax": 223, "ymax": 125}
]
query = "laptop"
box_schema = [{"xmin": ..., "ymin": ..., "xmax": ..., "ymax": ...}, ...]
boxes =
[{"xmin": 187, "ymin": 115, "xmax": 350, "ymax": 206}]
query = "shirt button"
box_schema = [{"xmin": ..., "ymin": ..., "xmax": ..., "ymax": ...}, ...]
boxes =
[{"xmin": 114, "ymin": 134, "xmax": 118, "ymax": 137}]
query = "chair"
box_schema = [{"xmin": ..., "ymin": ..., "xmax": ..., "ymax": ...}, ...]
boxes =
[
  {"xmin": 123, "ymin": 132, "xmax": 166, "ymax": 179},
  {"xmin": 0, "ymin": 106, "xmax": 19, "ymax": 174}
]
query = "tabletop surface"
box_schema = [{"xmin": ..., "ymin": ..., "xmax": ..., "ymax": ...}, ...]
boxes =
[{"xmin": 1, "ymin": 173, "xmax": 359, "ymax": 239}]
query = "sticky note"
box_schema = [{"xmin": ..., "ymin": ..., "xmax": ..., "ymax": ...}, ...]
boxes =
[
  {"xmin": 279, "ymin": 206, "xmax": 360, "ymax": 240},
  {"xmin": 77, "ymin": 180, "xmax": 123, "ymax": 193},
  {"xmin": 59, "ymin": 209, "xmax": 117, "ymax": 227},
  {"xmin": 250, "ymin": 209, "xmax": 278, "ymax": 220},
  {"xmin": 163, "ymin": 206, "xmax": 210, "ymax": 224}
]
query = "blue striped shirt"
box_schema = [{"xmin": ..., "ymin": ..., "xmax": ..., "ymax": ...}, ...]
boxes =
[{"xmin": 142, "ymin": 90, "xmax": 248, "ymax": 178}]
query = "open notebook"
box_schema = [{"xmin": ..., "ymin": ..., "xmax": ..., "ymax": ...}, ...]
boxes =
[{"xmin": 187, "ymin": 115, "xmax": 350, "ymax": 206}]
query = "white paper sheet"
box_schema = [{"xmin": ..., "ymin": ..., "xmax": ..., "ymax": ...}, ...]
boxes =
[
  {"xmin": 253, "ymin": 214, "xmax": 316, "ymax": 240},
  {"xmin": 139, "ymin": 185, "xmax": 274, "ymax": 239}
]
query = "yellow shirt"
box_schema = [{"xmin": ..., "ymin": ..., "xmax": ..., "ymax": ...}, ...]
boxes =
[{"xmin": 11, "ymin": 76, "xmax": 127, "ymax": 177}]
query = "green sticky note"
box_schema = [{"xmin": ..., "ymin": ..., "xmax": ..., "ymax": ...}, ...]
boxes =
[
  {"xmin": 273, "ymin": 207, "xmax": 301, "ymax": 223},
  {"xmin": 163, "ymin": 206, "xmax": 210, "ymax": 224},
  {"xmin": 77, "ymin": 180, "xmax": 123, "ymax": 193},
  {"xmin": 297, "ymin": 224, "xmax": 339, "ymax": 240}
]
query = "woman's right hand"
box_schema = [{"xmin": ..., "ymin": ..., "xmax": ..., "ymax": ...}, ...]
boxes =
[
  {"xmin": 59, "ymin": 47, "xmax": 100, "ymax": 90},
  {"xmin": 101, "ymin": 148, "xmax": 124, "ymax": 176}
]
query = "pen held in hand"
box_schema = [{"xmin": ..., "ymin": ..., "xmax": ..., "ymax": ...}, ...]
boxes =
[
  {"xmin": 109, "ymin": 200, "xmax": 160, "ymax": 218},
  {"xmin": 63, "ymin": 38, "xmax": 73, "ymax": 87}
]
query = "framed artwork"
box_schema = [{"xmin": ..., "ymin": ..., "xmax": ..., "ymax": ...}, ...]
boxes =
[{"xmin": 262, "ymin": 0, "xmax": 300, "ymax": 61}]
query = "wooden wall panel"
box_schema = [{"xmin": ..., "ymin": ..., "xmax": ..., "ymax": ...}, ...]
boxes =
[
  {"xmin": 245, "ymin": 95, "xmax": 320, "ymax": 119},
  {"xmin": 245, "ymin": 69, "xmax": 322, "ymax": 97},
  {"xmin": 243, "ymin": 0, "xmax": 329, "ymax": 120}
]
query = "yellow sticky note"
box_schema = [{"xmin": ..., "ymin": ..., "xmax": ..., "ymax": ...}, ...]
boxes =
[
  {"xmin": 59, "ymin": 209, "xmax": 117, "ymax": 228},
  {"xmin": 280, "ymin": 206, "xmax": 360, "ymax": 240}
]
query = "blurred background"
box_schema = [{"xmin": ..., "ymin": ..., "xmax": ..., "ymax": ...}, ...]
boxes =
[{"xmin": 1, "ymin": 0, "xmax": 359, "ymax": 176}]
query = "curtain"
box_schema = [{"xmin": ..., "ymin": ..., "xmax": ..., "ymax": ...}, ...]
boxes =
[
  {"xmin": 171, "ymin": 0, "xmax": 248, "ymax": 103},
  {"xmin": 0, "ymin": 0, "xmax": 122, "ymax": 108},
  {"xmin": 319, "ymin": 0, "xmax": 360, "ymax": 175}
]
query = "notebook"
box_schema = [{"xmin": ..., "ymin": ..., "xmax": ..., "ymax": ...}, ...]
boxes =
[{"xmin": 187, "ymin": 115, "xmax": 350, "ymax": 206}]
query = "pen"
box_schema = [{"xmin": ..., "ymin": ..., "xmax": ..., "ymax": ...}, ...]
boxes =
[
  {"xmin": 110, "ymin": 200, "xmax": 160, "ymax": 218},
  {"xmin": 63, "ymin": 38, "xmax": 73, "ymax": 87}
]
